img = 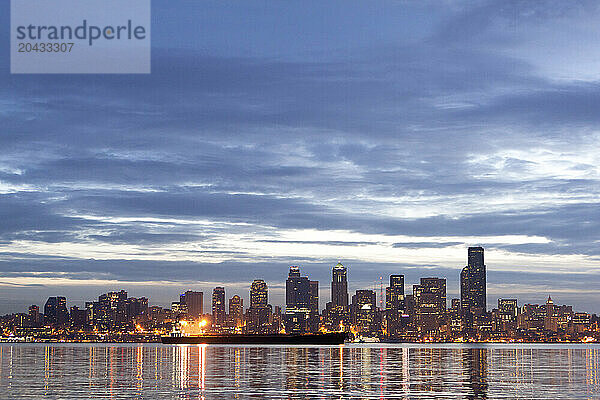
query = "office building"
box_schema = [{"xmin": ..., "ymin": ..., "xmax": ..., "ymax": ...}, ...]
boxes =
[
  {"xmin": 180, "ymin": 291, "xmax": 203, "ymax": 318},
  {"xmin": 212, "ymin": 287, "xmax": 226, "ymax": 331},
  {"xmin": 44, "ymin": 296, "xmax": 68, "ymax": 327},
  {"xmin": 413, "ymin": 278, "xmax": 446, "ymax": 333},
  {"xmin": 228, "ymin": 295, "xmax": 244, "ymax": 329},
  {"xmin": 284, "ymin": 266, "xmax": 313, "ymax": 334},
  {"xmin": 460, "ymin": 247, "xmax": 487, "ymax": 318},
  {"xmin": 351, "ymin": 289, "xmax": 379, "ymax": 334},
  {"xmin": 385, "ymin": 274, "xmax": 406, "ymax": 337},
  {"xmin": 246, "ymin": 279, "xmax": 272, "ymax": 334},
  {"xmin": 332, "ymin": 262, "xmax": 349, "ymax": 307}
]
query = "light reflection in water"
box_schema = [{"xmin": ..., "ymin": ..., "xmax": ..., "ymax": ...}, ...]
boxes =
[{"xmin": 0, "ymin": 344, "xmax": 598, "ymax": 399}]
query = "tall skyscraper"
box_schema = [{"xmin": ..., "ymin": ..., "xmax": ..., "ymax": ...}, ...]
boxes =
[
  {"xmin": 247, "ymin": 279, "xmax": 272, "ymax": 334},
  {"xmin": 180, "ymin": 291, "xmax": 203, "ymax": 318},
  {"xmin": 96, "ymin": 290, "xmax": 128, "ymax": 330},
  {"xmin": 331, "ymin": 262, "xmax": 348, "ymax": 307},
  {"xmin": 286, "ymin": 266, "xmax": 310, "ymax": 309},
  {"xmin": 461, "ymin": 247, "xmax": 487, "ymax": 317},
  {"xmin": 308, "ymin": 280, "xmax": 319, "ymax": 332},
  {"xmin": 44, "ymin": 296, "xmax": 68, "ymax": 327},
  {"xmin": 284, "ymin": 266, "xmax": 313, "ymax": 333},
  {"xmin": 351, "ymin": 289, "xmax": 378, "ymax": 334},
  {"xmin": 413, "ymin": 277, "xmax": 446, "ymax": 333},
  {"xmin": 309, "ymin": 280, "xmax": 319, "ymax": 313},
  {"xmin": 385, "ymin": 274, "xmax": 405, "ymax": 337},
  {"xmin": 212, "ymin": 287, "xmax": 226, "ymax": 330},
  {"xmin": 250, "ymin": 279, "xmax": 268, "ymax": 308},
  {"xmin": 228, "ymin": 295, "xmax": 244, "ymax": 328},
  {"xmin": 28, "ymin": 305, "xmax": 41, "ymax": 327}
]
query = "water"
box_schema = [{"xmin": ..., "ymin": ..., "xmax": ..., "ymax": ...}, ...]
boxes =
[{"xmin": 0, "ymin": 343, "xmax": 598, "ymax": 399}]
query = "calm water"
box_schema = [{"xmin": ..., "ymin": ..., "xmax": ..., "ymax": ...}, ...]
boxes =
[{"xmin": 0, "ymin": 343, "xmax": 598, "ymax": 399}]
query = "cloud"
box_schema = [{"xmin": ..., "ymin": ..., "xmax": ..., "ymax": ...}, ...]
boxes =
[{"xmin": 0, "ymin": 1, "xmax": 599, "ymax": 313}]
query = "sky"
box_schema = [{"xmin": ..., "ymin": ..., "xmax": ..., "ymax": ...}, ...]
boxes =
[{"xmin": 1, "ymin": 0, "xmax": 600, "ymax": 314}]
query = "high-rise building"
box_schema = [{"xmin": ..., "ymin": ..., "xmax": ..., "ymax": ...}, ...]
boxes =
[
  {"xmin": 498, "ymin": 299, "xmax": 518, "ymax": 318},
  {"xmin": 97, "ymin": 290, "xmax": 128, "ymax": 331},
  {"xmin": 309, "ymin": 280, "xmax": 319, "ymax": 313},
  {"xmin": 180, "ymin": 291, "xmax": 203, "ymax": 318},
  {"xmin": 331, "ymin": 262, "xmax": 348, "ymax": 307},
  {"xmin": 212, "ymin": 287, "xmax": 226, "ymax": 331},
  {"xmin": 460, "ymin": 247, "xmax": 487, "ymax": 318},
  {"xmin": 385, "ymin": 274, "xmax": 406, "ymax": 337},
  {"xmin": 250, "ymin": 280, "xmax": 268, "ymax": 308},
  {"xmin": 413, "ymin": 277, "xmax": 446, "ymax": 333},
  {"xmin": 544, "ymin": 296, "xmax": 558, "ymax": 332},
  {"xmin": 323, "ymin": 262, "xmax": 350, "ymax": 331},
  {"xmin": 351, "ymin": 289, "xmax": 379, "ymax": 334},
  {"xmin": 228, "ymin": 295, "xmax": 244, "ymax": 328},
  {"xmin": 247, "ymin": 279, "xmax": 272, "ymax": 334},
  {"xmin": 286, "ymin": 266, "xmax": 310, "ymax": 309},
  {"xmin": 309, "ymin": 280, "xmax": 320, "ymax": 332},
  {"xmin": 44, "ymin": 296, "xmax": 68, "ymax": 327},
  {"xmin": 126, "ymin": 297, "xmax": 148, "ymax": 322},
  {"xmin": 28, "ymin": 305, "xmax": 41, "ymax": 327},
  {"xmin": 284, "ymin": 266, "xmax": 313, "ymax": 334},
  {"xmin": 70, "ymin": 306, "xmax": 87, "ymax": 329}
]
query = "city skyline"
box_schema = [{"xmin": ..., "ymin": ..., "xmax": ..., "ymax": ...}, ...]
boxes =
[
  {"xmin": 3, "ymin": 246, "xmax": 598, "ymax": 317},
  {"xmin": 0, "ymin": 246, "xmax": 599, "ymax": 315},
  {"xmin": 2, "ymin": 1, "xmax": 600, "ymax": 314},
  {"xmin": 3, "ymin": 247, "xmax": 597, "ymax": 343}
]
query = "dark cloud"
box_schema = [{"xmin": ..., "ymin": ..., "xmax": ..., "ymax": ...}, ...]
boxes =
[{"xmin": 0, "ymin": 1, "xmax": 599, "ymax": 313}]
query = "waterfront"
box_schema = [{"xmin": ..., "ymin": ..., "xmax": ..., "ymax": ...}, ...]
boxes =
[{"xmin": 0, "ymin": 344, "xmax": 598, "ymax": 399}]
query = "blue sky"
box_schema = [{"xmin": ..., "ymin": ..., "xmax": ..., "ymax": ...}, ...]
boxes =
[{"xmin": 1, "ymin": 0, "xmax": 600, "ymax": 314}]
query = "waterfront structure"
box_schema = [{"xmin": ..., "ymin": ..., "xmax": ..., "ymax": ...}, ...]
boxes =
[
  {"xmin": 460, "ymin": 247, "xmax": 487, "ymax": 320},
  {"xmin": 2, "ymin": 247, "xmax": 599, "ymax": 342},
  {"xmin": 180, "ymin": 291, "xmax": 203, "ymax": 318},
  {"xmin": 212, "ymin": 287, "xmax": 226, "ymax": 331}
]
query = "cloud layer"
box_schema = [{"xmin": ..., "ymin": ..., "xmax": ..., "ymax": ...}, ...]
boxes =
[{"xmin": 1, "ymin": 1, "xmax": 599, "ymax": 314}]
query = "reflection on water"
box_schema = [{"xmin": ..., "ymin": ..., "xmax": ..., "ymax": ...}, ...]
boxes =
[{"xmin": 0, "ymin": 343, "xmax": 598, "ymax": 399}]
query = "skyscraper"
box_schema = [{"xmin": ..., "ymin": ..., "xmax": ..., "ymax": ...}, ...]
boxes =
[
  {"xmin": 460, "ymin": 247, "xmax": 487, "ymax": 317},
  {"xmin": 309, "ymin": 280, "xmax": 319, "ymax": 313},
  {"xmin": 351, "ymin": 289, "xmax": 378, "ymax": 334},
  {"xmin": 212, "ymin": 287, "xmax": 226, "ymax": 330},
  {"xmin": 44, "ymin": 296, "xmax": 68, "ymax": 327},
  {"xmin": 250, "ymin": 279, "xmax": 268, "ymax": 308},
  {"xmin": 385, "ymin": 274, "xmax": 405, "ymax": 337},
  {"xmin": 228, "ymin": 295, "xmax": 244, "ymax": 328},
  {"xmin": 180, "ymin": 291, "xmax": 203, "ymax": 318},
  {"xmin": 247, "ymin": 279, "xmax": 272, "ymax": 334},
  {"xmin": 286, "ymin": 266, "xmax": 310, "ymax": 309},
  {"xmin": 309, "ymin": 280, "xmax": 319, "ymax": 332},
  {"xmin": 28, "ymin": 305, "xmax": 41, "ymax": 327},
  {"xmin": 331, "ymin": 262, "xmax": 348, "ymax": 307},
  {"xmin": 413, "ymin": 277, "xmax": 446, "ymax": 333},
  {"xmin": 284, "ymin": 266, "xmax": 313, "ymax": 333}
]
